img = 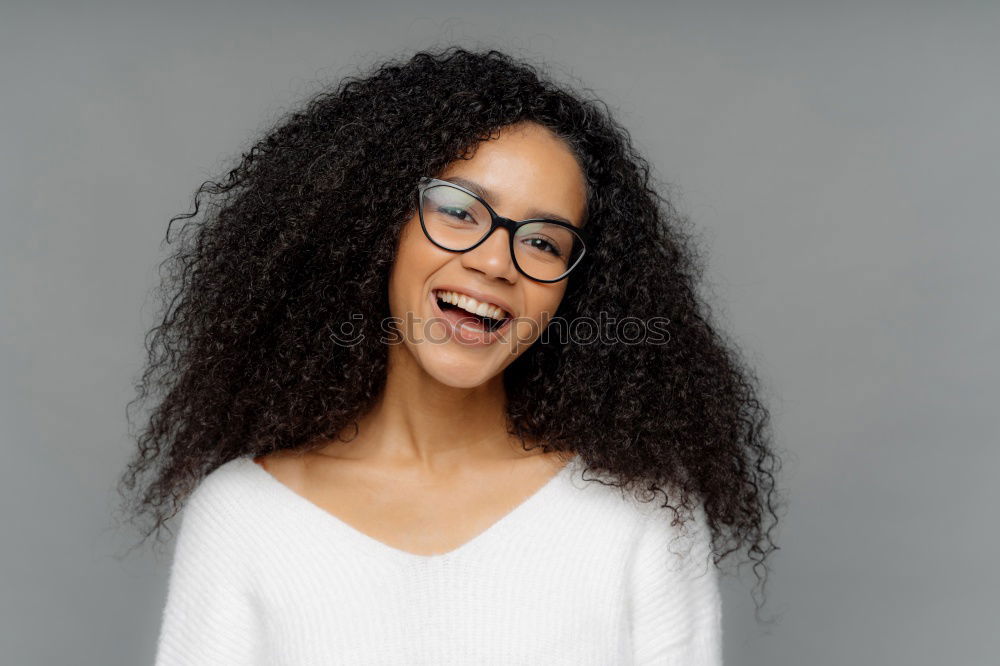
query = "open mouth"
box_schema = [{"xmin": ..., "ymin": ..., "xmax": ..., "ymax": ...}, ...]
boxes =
[{"xmin": 432, "ymin": 289, "xmax": 512, "ymax": 334}]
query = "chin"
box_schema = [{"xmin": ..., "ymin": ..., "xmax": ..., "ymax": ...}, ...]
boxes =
[{"xmin": 413, "ymin": 346, "xmax": 504, "ymax": 389}]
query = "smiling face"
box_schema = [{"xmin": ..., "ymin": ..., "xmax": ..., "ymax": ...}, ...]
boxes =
[{"xmin": 387, "ymin": 121, "xmax": 588, "ymax": 388}]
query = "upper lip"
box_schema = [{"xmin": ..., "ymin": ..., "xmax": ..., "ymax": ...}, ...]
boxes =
[{"xmin": 431, "ymin": 285, "xmax": 515, "ymax": 319}]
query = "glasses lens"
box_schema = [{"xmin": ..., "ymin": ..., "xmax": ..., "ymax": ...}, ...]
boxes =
[
  {"xmin": 514, "ymin": 222, "xmax": 586, "ymax": 281},
  {"xmin": 419, "ymin": 181, "xmax": 586, "ymax": 281},
  {"xmin": 420, "ymin": 184, "xmax": 491, "ymax": 250}
]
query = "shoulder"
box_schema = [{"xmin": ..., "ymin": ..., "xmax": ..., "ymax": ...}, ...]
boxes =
[
  {"xmin": 156, "ymin": 458, "xmax": 270, "ymax": 664},
  {"xmin": 562, "ymin": 462, "xmax": 714, "ymax": 571},
  {"xmin": 623, "ymin": 486, "xmax": 722, "ymax": 663},
  {"xmin": 631, "ymin": 491, "xmax": 715, "ymax": 579},
  {"xmin": 251, "ymin": 449, "xmax": 310, "ymax": 494},
  {"xmin": 174, "ymin": 456, "xmax": 263, "ymax": 548},
  {"xmin": 186, "ymin": 455, "xmax": 260, "ymax": 508}
]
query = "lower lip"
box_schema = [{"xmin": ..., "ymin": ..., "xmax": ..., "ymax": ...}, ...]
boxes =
[{"xmin": 428, "ymin": 291, "xmax": 513, "ymax": 347}]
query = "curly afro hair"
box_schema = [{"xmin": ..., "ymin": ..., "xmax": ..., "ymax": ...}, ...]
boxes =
[{"xmin": 118, "ymin": 45, "xmax": 784, "ymax": 615}]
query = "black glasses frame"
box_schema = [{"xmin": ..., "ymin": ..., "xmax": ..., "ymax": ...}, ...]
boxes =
[{"xmin": 416, "ymin": 176, "xmax": 588, "ymax": 283}]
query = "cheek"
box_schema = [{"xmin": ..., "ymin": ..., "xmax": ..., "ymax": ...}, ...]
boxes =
[
  {"xmin": 389, "ymin": 219, "xmax": 433, "ymax": 303},
  {"xmin": 393, "ymin": 217, "xmax": 421, "ymax": 269},
  {"xmin": 514, "ymin": 285, "xmax": 567, "ymax": 341}
]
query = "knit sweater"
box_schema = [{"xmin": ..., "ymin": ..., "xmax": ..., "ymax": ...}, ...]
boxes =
[{"xmin": 153, "ymin": 454, "xmax": 722, "ymax": 665}]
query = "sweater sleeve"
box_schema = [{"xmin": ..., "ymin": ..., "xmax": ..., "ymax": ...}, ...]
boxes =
[
  {"xmin": 154, "ymin": 473, "xmax": 265, "ymax": 666},
  {"xmin": 628, "ymin": 498, "xmax": 723, "ymax": 665}
]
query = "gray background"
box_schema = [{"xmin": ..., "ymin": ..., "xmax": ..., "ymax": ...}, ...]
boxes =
[{"xmin": 2, "ymin": 1, "xmax": 997, "ymax": 664}]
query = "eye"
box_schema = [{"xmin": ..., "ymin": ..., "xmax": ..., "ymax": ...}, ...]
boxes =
[
  {"xmin": 438, "ymin": 206, "xmax": 477, "ymax": 224},
  {"xmin": 522, "ymin": 236, "xmax": 562, "ymax": 257}
]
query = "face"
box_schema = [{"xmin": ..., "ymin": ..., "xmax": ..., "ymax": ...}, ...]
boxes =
[{"xmin": 387, "ymin": 121, "xmax": 588, "ymax": 388}]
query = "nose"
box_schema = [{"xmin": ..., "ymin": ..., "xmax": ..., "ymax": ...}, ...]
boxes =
[{"xmin": 459, "ymin": 225, "xmax": 519, "ymax": 283}]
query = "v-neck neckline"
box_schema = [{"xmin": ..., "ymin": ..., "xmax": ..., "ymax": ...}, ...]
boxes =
[{"xmin": 239, "ymin": 453, "xmax": 580, "ymax": 564}]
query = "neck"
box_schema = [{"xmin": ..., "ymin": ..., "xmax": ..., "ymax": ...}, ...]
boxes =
[{"xmin": 323, "ymin": 343, "xmax": 533, "ymax": 472}]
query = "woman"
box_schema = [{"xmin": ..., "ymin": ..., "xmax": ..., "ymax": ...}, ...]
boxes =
[{"xmin": 120, "ymin": 46, "xmax": 782, "ymax": 665}]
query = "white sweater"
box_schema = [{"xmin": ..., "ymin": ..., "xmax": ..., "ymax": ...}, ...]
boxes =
[{"xmin": 154, "ymin": 454, "xmax": 723, "ymax": 665}]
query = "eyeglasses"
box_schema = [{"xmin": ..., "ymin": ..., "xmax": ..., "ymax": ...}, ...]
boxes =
[{"xmin": 416, "ymin": 177, "xmax": 588, "ymax": 283}]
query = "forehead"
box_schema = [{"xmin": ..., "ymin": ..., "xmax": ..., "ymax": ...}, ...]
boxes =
[{"xmin": 439, "ymin": 122, "xmax": 588, "ymax": 226}]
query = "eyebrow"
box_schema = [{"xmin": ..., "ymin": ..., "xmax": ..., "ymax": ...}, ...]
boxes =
[{"xmin": 442, "ymin": 176, "xmax": 580, "ymax": 227}]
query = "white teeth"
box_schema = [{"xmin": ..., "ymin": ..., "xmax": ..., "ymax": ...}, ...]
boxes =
[{"xmin": 434, "ymin": 290, "xmax": 508, "ymax": 320}]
